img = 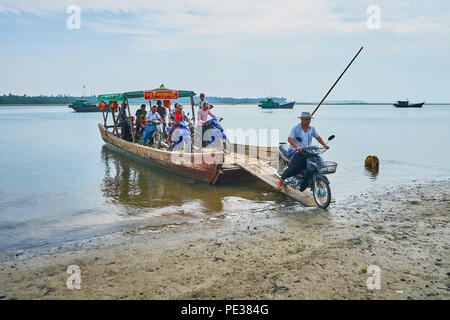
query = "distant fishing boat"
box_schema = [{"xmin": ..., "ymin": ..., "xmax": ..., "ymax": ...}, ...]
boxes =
[
  {"xmin": 393, "ymin": 100, "xmax": 424, "ymax": 108},
  {"xmin": 69, "ymin": 99, "xmax": 101, "ymax": 112},
  {"xmin": 259, "ymin": 98, "xmax": 295, "ymax": 109}
]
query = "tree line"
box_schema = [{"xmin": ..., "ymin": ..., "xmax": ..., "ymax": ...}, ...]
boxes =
[{"xmin": 0, "ymin": 93, "xmax": 287, "ymax": 105}]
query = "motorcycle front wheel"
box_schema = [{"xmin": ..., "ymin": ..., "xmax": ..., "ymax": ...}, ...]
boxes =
[
  {"xmin": 278, "ymin": 158, "xmax": 288, "ymax": 175},
  {"xmin": 152, "ymin": 131, "xmax": 161, "ymax": 149},
  {"xmin": 312, "ymin": 174, "xmax": 331, "ymax": 209}
]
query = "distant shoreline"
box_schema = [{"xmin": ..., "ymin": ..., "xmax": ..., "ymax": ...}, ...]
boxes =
[{"xmin": 1, "ymin": 102, "xmax": 449, "ymax": 106}]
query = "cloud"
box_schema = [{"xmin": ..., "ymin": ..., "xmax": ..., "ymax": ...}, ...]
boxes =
[{"xmin": 1, "ymin": 0, "xmax": 448, "ymax": 48}]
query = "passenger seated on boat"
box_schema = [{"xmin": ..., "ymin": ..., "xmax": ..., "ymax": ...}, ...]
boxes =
[
  {"xmin": 194, "ymin": 101, "xmax": 223, "ymax": 147},
  {"xmin": 135, "ymin": 104, "xmax": 147, "ymax": 127},
  {"xmin": 143, "ymin": 105, "xmax": 162, "ymax": 145},
  {"xmin": 119, "ymin": 103, "xmax": 132, "ymax": 141},
  {"xmin": 167, "ymin": 103, "xmax": 191, "ymax": 148},
  {"xmin": 134, "ymin": 104, "xmax": 147, "ymax": 141}
]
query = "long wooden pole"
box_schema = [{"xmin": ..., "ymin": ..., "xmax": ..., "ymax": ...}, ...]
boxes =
[
  {"xmin": 311, "ymin": 47, "xmax": 363, "ymax": 117},
  {"xmin": 111, "ymin": 105, "xmax": 118, "ymax": 136},
  {"xmin": 190, "ymin": 96, "xmax": 196, "ymax": 125}
]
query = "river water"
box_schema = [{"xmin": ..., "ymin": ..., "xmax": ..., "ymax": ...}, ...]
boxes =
[{"xmin": 1, "ymin": 104, "xmax": 449, "ymax": 252}]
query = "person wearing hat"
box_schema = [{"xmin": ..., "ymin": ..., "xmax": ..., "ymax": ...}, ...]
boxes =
[
  {"xmin": 167, "ymin": 103, "xmax": 192, "ymax": 148},
  {"xmin": 194, "ymin": 101, "xmax": 223, "ymax": 148},
  {"xmin": 275, "ymin": 111, "xmax": 329, "ymax": 191}
]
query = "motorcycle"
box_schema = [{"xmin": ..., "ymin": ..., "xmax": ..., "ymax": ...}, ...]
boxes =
[
  {"xmin": 170, "ymin": 121, "xmax": 193, "ymax": 152},
  {"xmin": 134, "ymin": 123, "xmax": 146, "ymax": 143},
  {"xmin": 142, "ymin": 120, "xmax": 164, "ymax": 149},
  {"xmin": 201, "ymin": 118, "xmax": 231, "ymax": 153},
  {"xmin": 275, "ymin": 135, "xmax": 337, "ymax": 209}
]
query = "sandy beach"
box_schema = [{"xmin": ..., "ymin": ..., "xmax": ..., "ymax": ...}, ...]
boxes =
[{"xmin": 0, "ymin": 179, "xmax": 449, "ymax": 300}]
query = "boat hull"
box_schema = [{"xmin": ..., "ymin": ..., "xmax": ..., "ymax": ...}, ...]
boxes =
[
  {"xmin": 259, "ymin": 101, "xmax": 295, "ymax": 109},
  {"xmin": 393, "ymin": 102, "xmax": 424, "ymax": 108},
  {"xmin": 98, "ymin": 124, "xmax": 254, "ymax": 184},
  {"xmin": 69, "ymin": 104, "xmax": 103, "ymax": 112}
]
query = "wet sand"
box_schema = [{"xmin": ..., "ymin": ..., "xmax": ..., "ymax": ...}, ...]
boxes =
[{"xmin": 0, "ymin": 180, "xmax": 449, "ymax": 300}]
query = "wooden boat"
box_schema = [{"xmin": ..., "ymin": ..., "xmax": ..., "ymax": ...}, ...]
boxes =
[
  {"xmin": 97, "ymin": 85, "xmax": 277, "ymax": 184},
  {"xmin": 99, "ymin": 123, "xmax": 270, "ymax": 184},
  {"xmin": 68, "ymin": 99, "xmax": 101, "ymax": 112},
  {"xmin": 97, "ymin": 85, "xmax": 316, "ymax": 206},
  {"xmin": 393, "ymin": 100, "xmax": 425, "ymax": 108},
  {"xmin": 259, "ymin": 98, "xmax": 295, "ymax": 109}
]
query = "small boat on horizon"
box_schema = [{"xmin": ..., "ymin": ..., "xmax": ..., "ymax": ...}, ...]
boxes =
[
  {"xmin": 259, "ymin": 98, "xmax": 295, "ymax": 109},
  {"xmin": 69, "ymin": 99, "xmax": 101, "ymax": 112},
  {"xmin": 393, "ymin": 100, "xmax": 425, "ymax": 108}
]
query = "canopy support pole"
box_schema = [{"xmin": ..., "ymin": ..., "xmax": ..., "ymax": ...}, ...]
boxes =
[
  {"xmin": 126, "ymin": 98, "xmax": 135, "ymax": 142},
  {"xmin": 111, "ymin": 108, "xmax": 118, "ymax": 136},
  {"xmin": 102, "ymin": 108, "xmax": 106, "ymax": 127},
  {"xmin": 104, "ymin": 102, "xmax": 110, "ymax": 127},
  {"xmin": 190, "ymin": 96, "xmax": 196, "ymax": 125},
  {"xmin": 117, "ymin": 101, "xmax": 126, "ymax": 138}
]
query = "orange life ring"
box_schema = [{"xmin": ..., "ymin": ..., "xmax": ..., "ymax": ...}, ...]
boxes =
[
  {"xmin": 110, "ymin": 101, "xmax": 119, "ymax": 111},
  {"xmin": 98, "ymin": 101, "xmax": 107, "ymax": 111}
]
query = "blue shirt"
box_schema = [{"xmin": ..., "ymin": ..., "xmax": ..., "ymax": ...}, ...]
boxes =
[{"xmin": 288, "ymin": 124, "xmax": 319, "ymax": 152}]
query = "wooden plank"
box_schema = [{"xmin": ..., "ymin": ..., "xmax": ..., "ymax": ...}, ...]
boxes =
[{"xmin": 233, "ymin": 153, "xmax": 316, "ymax": 206}]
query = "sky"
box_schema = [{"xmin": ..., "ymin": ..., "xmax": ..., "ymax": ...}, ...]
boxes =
[{"xmin": 0, "ymin": 0, "xmax": 449, "ymax": 102}]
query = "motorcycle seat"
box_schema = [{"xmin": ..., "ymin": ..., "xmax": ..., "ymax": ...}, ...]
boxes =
[{"xmin": 279, "ymin": 144, "xmax": 291, "ymax": 159}]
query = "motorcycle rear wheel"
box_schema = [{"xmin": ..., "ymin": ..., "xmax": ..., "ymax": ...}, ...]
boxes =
[{"xmin": 312, "ymin": 175, "xmax": 331, "ymax": 209}]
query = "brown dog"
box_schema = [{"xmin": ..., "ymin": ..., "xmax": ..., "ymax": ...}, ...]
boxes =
[{"xmin": 364, "ymin": 155, "xmax": 379, "ymax": 169}]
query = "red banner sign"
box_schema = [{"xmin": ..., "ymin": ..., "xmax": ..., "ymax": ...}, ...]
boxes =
[{"xmin": 144, "ymin": 90, "xmax": 178, "ymax": 100}]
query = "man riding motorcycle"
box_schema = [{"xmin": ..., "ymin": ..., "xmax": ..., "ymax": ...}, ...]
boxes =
[
  {"xmin": 143, "ymin": 105, "xmax": 162, "ymax": 146},
  {"xmin": 275, "ymin": 112, "xmax": 329, "ymax": 191},
  {"xmin": 195, "ymin": 101, "xmax": 223, "ymax": 148}
]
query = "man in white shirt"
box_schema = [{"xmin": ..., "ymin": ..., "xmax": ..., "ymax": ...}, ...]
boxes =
[
  {"xmin": 275, "ymin": 112, "xmax": 329, "ymax": 191},
  {"xmin": 143, "ymin": 105, "xmax": 162, "ymax": 145},
  {"xmin": 194, "ymin": 93, "xmax": 206, "ymax": 108}
]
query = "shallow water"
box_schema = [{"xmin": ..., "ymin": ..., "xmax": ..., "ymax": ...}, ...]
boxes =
[{"xmin": 0, "ymin": 104, "xmax": 449, "ymax": 252}]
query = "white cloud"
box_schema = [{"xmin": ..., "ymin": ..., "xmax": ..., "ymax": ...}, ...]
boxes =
[{"xmin": 0, "ymin": 0, "xmax": 448, "ymax": 49}]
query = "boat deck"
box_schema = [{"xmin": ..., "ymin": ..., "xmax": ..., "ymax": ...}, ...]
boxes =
[
  {"xmin": 225, "ymin": 152, "xmax": 316, "ymax": 206},
  {"xmin": 99, "ymin": 124, "xmax": 315, "ymax": 206}
]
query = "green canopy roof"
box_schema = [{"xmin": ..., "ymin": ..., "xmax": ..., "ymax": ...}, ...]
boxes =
[{"xmin": 98, "ymin": 84, "xmax": 196, "ymax": 102}]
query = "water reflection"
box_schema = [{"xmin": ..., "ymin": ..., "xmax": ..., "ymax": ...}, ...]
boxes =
[
  {"xmin": 100, "ymin": 146, "xmax": 284, "ymax": 216},
  {"xmin": 364, "ymin": 165, "xmax": 379, "ymax": 179}
]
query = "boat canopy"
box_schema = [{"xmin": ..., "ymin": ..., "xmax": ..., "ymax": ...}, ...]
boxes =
[{"xmin": 98, "ymin": 84, "xmax": 196, "ymax": 102}]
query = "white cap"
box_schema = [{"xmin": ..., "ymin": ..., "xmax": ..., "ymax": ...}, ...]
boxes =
[{"xmin": 299, "ymin": 112, "xmax": 311, "ymax": 119}]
